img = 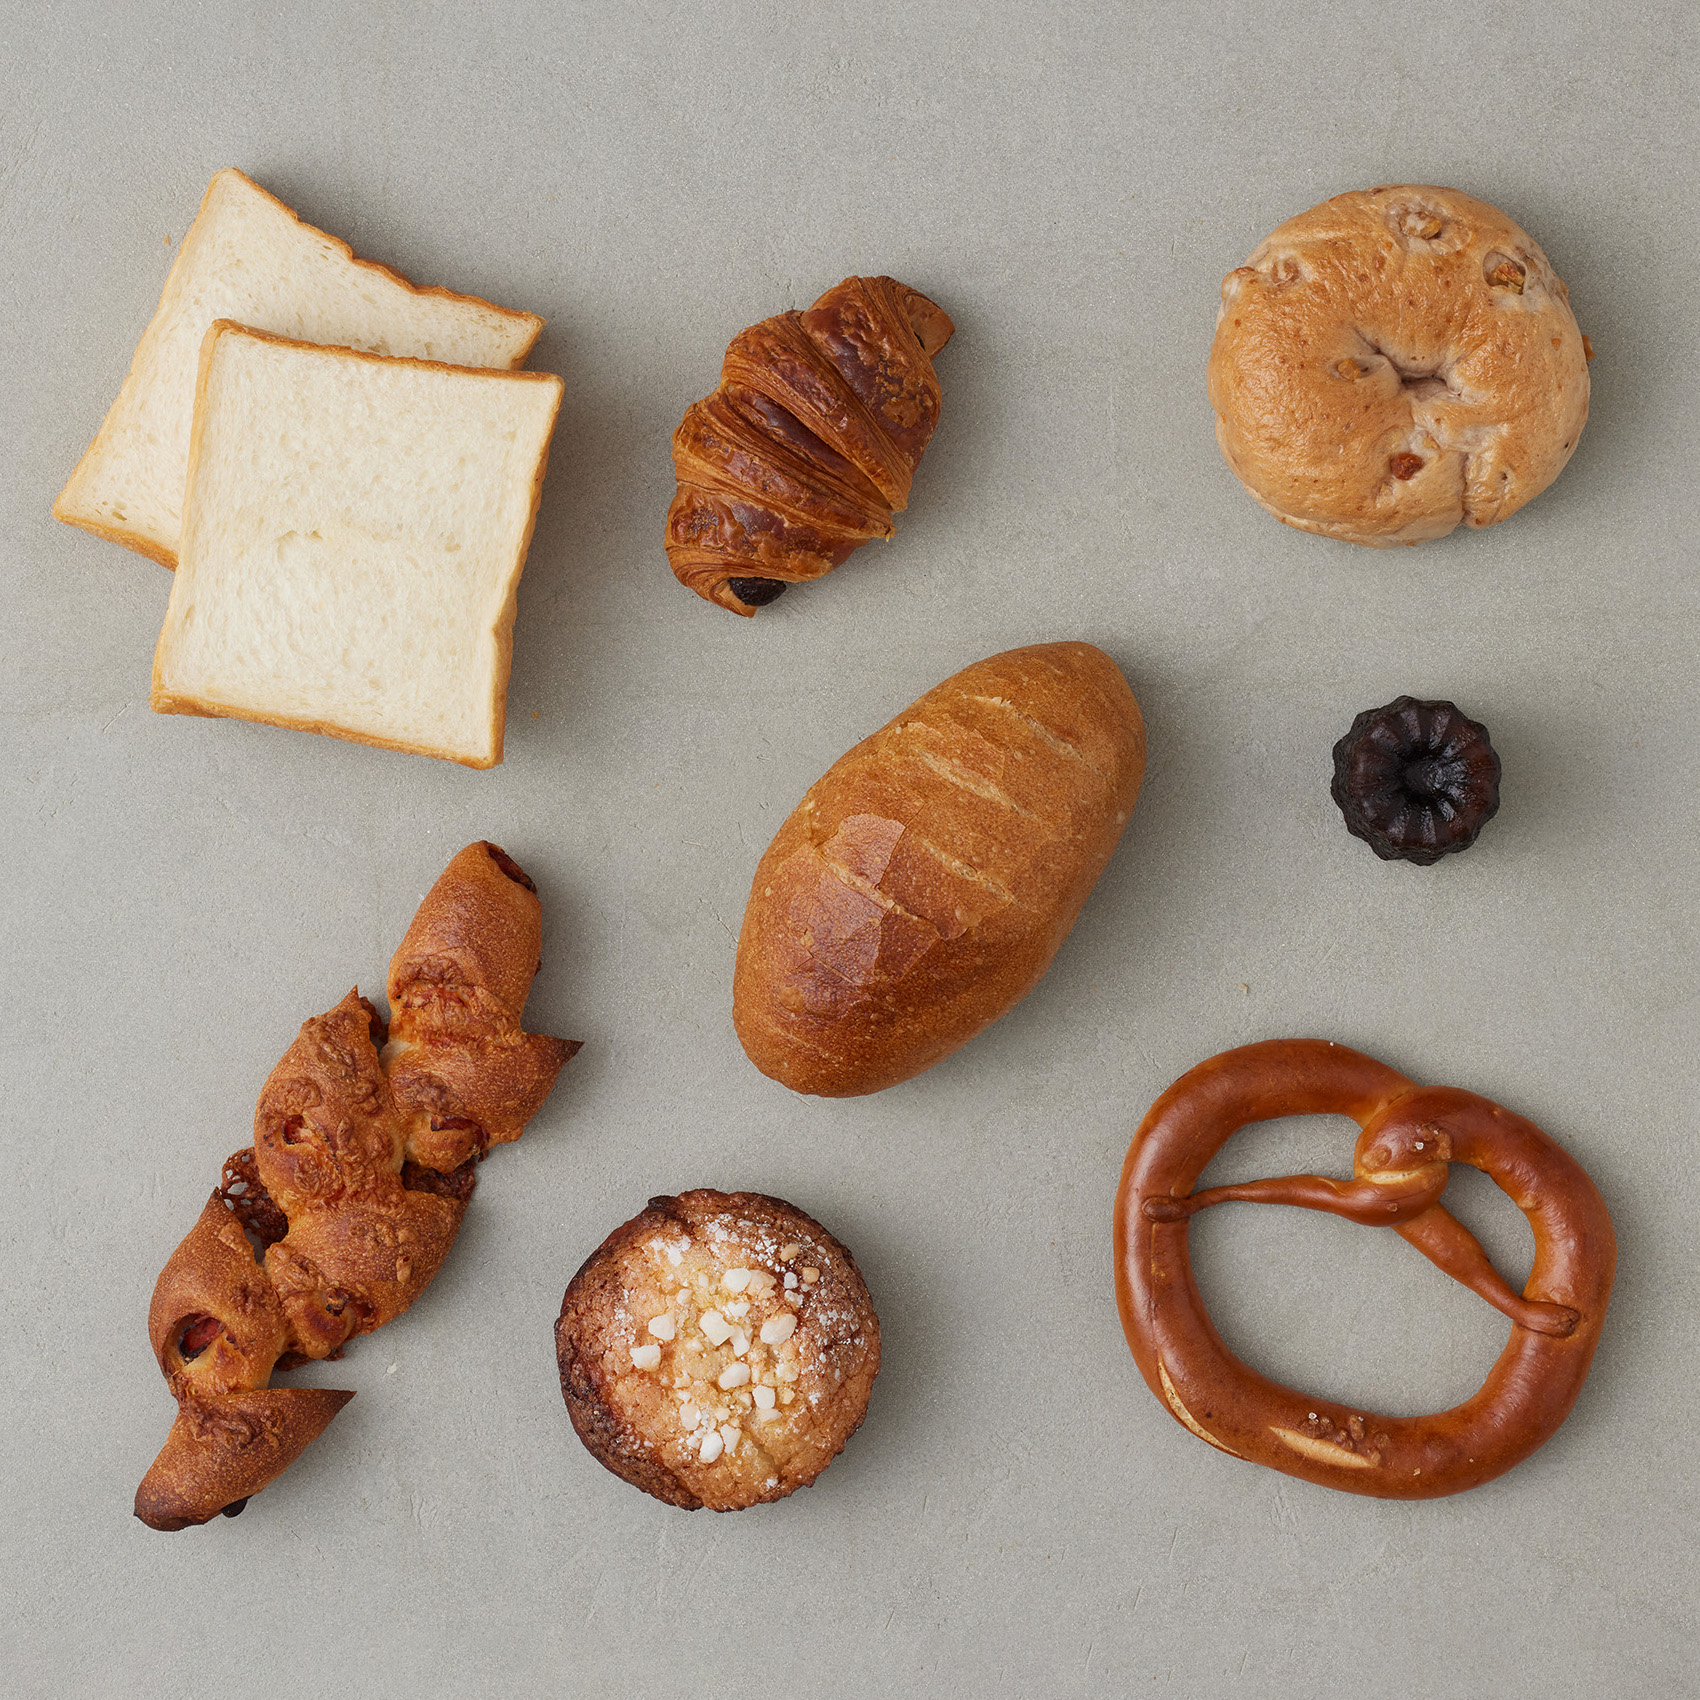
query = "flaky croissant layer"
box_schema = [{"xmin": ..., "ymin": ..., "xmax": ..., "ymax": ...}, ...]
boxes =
[
  {"xmin": 667, "ymin": 275, "xmax": 954, "ymax": 615},
  {"xmin": 135, "ymin": 842, "xmax": 576, "ymax": 1530}
]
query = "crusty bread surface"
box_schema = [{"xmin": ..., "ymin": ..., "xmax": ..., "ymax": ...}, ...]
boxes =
[
  {"xmin": 150, "ymin": 322, "xmax": 562, "ymax": 768},
  {"xmin": 55, "ymin": 167, "xmax": 544, "ymax": 567},
  {"xmin": 733, "ymin": 642, "xmax": 1146, "ymax": 1096},
  {"xmin": 1207, "ymin": 185, "xmax": 1590, "ymax": 547}
]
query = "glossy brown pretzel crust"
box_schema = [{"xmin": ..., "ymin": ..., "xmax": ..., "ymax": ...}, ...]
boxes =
[
  {"xmin": 134, "ymin": 843, "xmax": 576, "ymax": 1529},
  {"xmin": 666, "ymin": 275, "xmax": 953, "ymax": 614},
  {"xmin": 1113, "ymin": 1039, "xmax": 1615, "ymax": 1498}
]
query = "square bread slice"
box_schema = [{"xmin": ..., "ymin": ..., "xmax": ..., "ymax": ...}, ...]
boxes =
[
  {"xmin": 55, "ymin": 167, "xmax": 544, "ymax": 567},
  {"xmin": 151, "ymin": 322, "xmax": 563, "ymax": 769}
]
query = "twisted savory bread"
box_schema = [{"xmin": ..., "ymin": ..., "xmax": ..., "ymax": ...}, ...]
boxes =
[
  {"xmin": 135, "ymin": 842, "xmax": 575, "ymax": 1530},
  {"xmin": 666, "ymin": 275, "xmax": 953, "ymax": 615}
]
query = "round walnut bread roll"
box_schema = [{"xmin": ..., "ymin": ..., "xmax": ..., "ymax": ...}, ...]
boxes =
[
  {"xmin": 556, "ymin": 1191, "xmax": 880, "ymax": 1510},
  {"xmin": 1208, "ymin": 185, "xmax": 1591, "ymax": 547}
]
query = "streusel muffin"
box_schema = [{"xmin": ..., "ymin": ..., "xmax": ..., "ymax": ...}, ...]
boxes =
[{"xmin": 556, "ymin": 1190, "xmax": 880, "ymax": 1510}]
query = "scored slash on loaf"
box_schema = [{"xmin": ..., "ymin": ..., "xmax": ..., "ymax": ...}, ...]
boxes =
[
  {"xmin": 150, "ymin": 323, "xmax": 563, "ymax": 767},
  {"xmin": 54, "ymin": 167, "xmax": 543, "ymax": 569}
]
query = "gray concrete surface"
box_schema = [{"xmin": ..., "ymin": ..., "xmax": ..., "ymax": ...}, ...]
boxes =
[{"xmin": 3, "ymin": 2, "xmax": 1696, "ymax": 1695}]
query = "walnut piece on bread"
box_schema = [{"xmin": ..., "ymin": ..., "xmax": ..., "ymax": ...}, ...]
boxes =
[{"xmin": 556, "ymin": 1191, "xmax": 880, "ymax": 1510}]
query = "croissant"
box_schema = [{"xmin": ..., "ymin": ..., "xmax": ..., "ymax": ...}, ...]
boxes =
[
  {"xmin": 666, "ymin": 275, "xmax": 954, "ymax": 615},
  {"xmin": 135, "ymin": 842, "xmax": 576, "ymax": 1529}
]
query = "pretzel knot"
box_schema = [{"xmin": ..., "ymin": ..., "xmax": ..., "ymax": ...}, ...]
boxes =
[{"xmin": 1113, "ymin": 1039, "xmax": 1616, "ymax": 1498}]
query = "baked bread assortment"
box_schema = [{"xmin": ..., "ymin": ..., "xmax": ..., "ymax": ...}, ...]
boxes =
[
  {"xmin": 135, "ymin": 842, "xmax": 575, "ymax": 1529},
  {"xmin": 667, "ymin": 275, "xmax": 954, "ymax": 614},
  {"xmin": 58, "ymin": 167, "xmax": 1616, "ymax": 1522},
  {"xmin": 1208, "ymin": 186, "xmax": 1591, "ymax": 546},
  {"xmin": 556, "ymin": 1191, "xmax": 880, "ymax": 1510},
  {"xmin": 1115, "ymin": 1041, "xmax": 1616, "ymax": 1498},
  {"xmin": 734, "ymin": 643, "xmax": 1146, "ymax": 1095},
  {"xmin": 151, "ymin": 323, "xmax": 562, "ymax": 767},
  {"xmin": 55, "ymin": 167, "xmax": 542, "ymax": 568}
]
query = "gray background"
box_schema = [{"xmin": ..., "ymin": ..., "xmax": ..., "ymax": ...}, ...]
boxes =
[{"xmin": 3, "ymin": 2, "xmax": 1695, "ymax": 1695}]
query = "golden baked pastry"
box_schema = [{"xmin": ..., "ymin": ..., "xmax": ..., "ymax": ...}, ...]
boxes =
[
  {"xmin": 1208, "ymin": 186, "xmax": 1591, "ymax": 546},
  {"xmin": 556, "ymin": 1191, "xmax": 880, "ymax": 1510},
  {"xmin": 666, "ymin": 276, "xmax": 953, "ymax": 614},
  {"xmin": 734, "ymin": 642, "xmax": 1145, "ymax": 1096},
  {"xmin": 1115, "ymin": 1040, "xmax": 1616, "ymax": 1497},
  {"xmin": 135, "ymin": 843, "xmax": 575, "ymax": 1529}
]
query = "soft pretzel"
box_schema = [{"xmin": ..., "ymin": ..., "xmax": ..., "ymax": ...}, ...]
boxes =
[
  {"xmin": 1114, "ymin": 1039, "xmax": 1615, "ymax": 1498},
  {"xmin": 1208, "ymin": 186, "xmax": 1591, "ymax": 546},
  {"xmin": 135, "ymin": 842, "xmax": 576, "ymax": 1529},
  {"xmin": 666, "ymin": 275, "xmax": 954, "ymax": 615}
]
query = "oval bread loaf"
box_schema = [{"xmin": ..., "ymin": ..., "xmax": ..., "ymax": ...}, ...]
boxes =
[{"xmin": 733, "ymin": 642, "xmax": 1145, "ymax": 1096}]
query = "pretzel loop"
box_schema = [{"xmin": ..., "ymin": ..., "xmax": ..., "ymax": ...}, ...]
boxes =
[{"xmin": 1113, "ymin": 1039, "xmax": 1616, "ymax": 1498}]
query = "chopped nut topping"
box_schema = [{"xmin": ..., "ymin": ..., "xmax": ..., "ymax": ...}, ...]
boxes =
[
  {"xmin": 752, "ymin": 1385, "xmax": 776, "ymax": 1410},
  {"xmin": 1484, "ymin": 253, "xmax": 1527, "ymax": 293},
  {"xmin": 630, "ymin": 1343, "xmax": 661, "ymax": 1370},
  {"xmin": 719, "ymin": 1423, "xmax": 741, "ymax": 1454},
  {"xmin": 783, "ymin": 1272, "xmax": 798, "ymax": 1289},
  {"xmin": 731, "ymin": 1328, "xmax": 751, "ymax": 1357},
  {"xmin": 699, "ymin": 1430, "xmax": 724, "ymax": 1463},
  {"xmin": 761, "ymin": 1312, "xmax": 798, "ymax": 1346},
  {"xmin": 700, "ymin": 1310, "xmax": 733, "ymax": 1346},
  {"xmin": 778, "ymin": 1243, "xmax": 802, "ymax": 1262},
  {"xmin": 724, "ymin": 1300, "xmax": 750, "ymax": 1319},
  {"xmin": 647, "ymin": 1313, "xmax": 676, "ymax": 1341},
  {"xmin": 681, "ymin": 1403, "xmax": 698, "ymax": 1426},
  {"xmin": 801, "ymin": 1268, "xmax": 820, "ymax": 1285},
  {"xmin": 718, "ymin": 1362, "xmax": 751, "ymax": 1389},
  {"xmin": 723, "ymin": 1268, "xmax": 753, "ymax": 1293}
]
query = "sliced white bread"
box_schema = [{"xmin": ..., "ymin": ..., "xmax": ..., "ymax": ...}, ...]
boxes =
[
  {"xmin": 55, "ymin": 167, "xmax": 544, "ymax": 567},
  {"xmin": 151, "ymin": 323, "xmax": 563, "ymax": 769}
]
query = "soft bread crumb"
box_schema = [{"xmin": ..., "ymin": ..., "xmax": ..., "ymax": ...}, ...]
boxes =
[
  {"xmin": 55, "ymin": 167, "xmax": 542, "ymax": 566},
  {"xmin": 150, "ymin": 324, "xmax": 562, "ymax": 768}
]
